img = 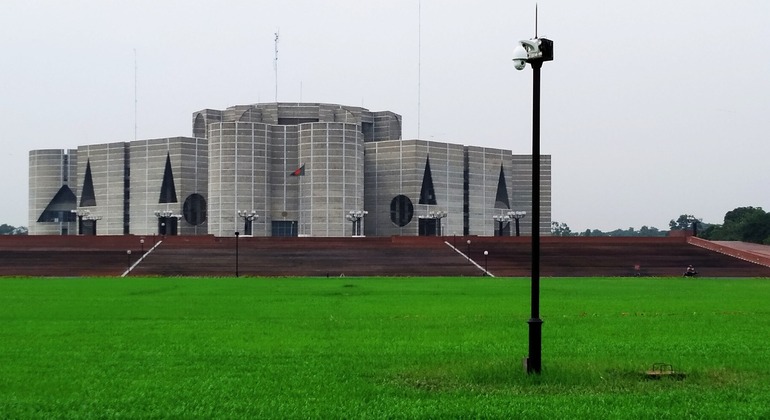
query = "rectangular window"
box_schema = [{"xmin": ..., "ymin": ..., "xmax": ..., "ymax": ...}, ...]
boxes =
[{"xmin": 271, "ymin": 220, "xmax": 298, "ymax": 237}]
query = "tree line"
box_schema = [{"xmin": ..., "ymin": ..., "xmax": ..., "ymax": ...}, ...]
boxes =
[
  {"xmin": 0, "ymin": 224, "xmax": 28, "ymax": 235},
  {"xmin": 552, "ymin": 206, "xmax": 770, "ymax": 244},
  {"xmin": 551, "ymin": 222, "xmax": 667, "ymax": 237}
]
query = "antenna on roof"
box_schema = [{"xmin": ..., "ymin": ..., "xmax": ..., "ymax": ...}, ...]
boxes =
[
  {"xmin": 134, "ymin": 48, "xmax": 137, "ymax": 142},
  {"xmin": 274, "ymin": 31, "xmax": 279, "ymax": 103},
  {"xmin": 417, "ymin": 0, "xmax": 421, "ymax": 139},
  {"xmin": 535, "ymin": 3, "xmax": 538, "ymax": 38}
]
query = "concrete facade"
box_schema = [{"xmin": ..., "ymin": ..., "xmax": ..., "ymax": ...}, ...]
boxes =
[
  {"xmin": 363, "ymin": 141, "xmax": 550, "ymax": 237},
  {"xmin": 29, "ymin": 102, "xmax": 551, "ymax": 238},
  {"xmin": 28, "ymin": 149, "xmax": 78, "ymax": 235},
  {"xmin": 127, "ymin": 137, "xmax": 208, "ymax": 236},
  {"xmin": 201, "ymin": 103, "xmax": 389, "ymax": 237}
]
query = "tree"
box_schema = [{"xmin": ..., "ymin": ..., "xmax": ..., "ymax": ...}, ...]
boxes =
[
  {"xmin": 551, "ymin": 221, "xmax": 572, "ymax": 236},
  {"xmin": 0, "ymin": 224, "xmax": 28, "ymax": 235},
  {"xmin": 742, "ymin": 211, "xmax": 770, "ymax": 244},
  {"xmin": 724, "ymin": 206, "xmax": 764, "ymax": 225},
  {"xmin": 669, "ymin": 214, "xmax": 697, "ymax": 231},
  {"xmin": 700, "ymin": 206, "xmax": 770, "ymax": 244}
]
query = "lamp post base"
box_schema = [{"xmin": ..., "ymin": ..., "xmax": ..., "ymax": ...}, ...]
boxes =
[{"xmin": 526, "ymin": 317, "xmax": 543, "ymax": 374}]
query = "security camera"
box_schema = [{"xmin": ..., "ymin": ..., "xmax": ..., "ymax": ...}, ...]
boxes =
[
  {"xmin": 520, "ymin": 39, "xmax": 542, "ymax": 56},
  {"xmin": 512, "ymin": 45, "xmax": 528, "ymax": 70},
  {"xmin": 513, "ymin": 38, "xmax": 553, "ymax": 70}
]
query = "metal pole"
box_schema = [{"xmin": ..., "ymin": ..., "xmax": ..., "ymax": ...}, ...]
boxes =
[
  {"xmin": 235, "ymin": 231, "xmax": 240, "ymax": 277},
  {"xmin": 528, "ymin": 60, "xmax": 543, "ymax": 374}
]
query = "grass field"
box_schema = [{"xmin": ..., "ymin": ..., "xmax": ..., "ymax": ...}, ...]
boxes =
[{"xmin": 0, "ymin": 276, "xmax": 769, "ymax": 418}]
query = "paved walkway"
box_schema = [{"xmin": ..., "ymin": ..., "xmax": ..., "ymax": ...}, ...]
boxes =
[{"xmin": 711, "ymin": 241, "xmax": 770, "ymax": 258}]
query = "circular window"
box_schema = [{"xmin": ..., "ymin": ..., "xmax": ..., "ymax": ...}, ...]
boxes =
[
  {"xmin": 183, "ymin": 193, "xmax": 207, "ymax": 226},
  {"xmin": 390, "ymin": 195, "xmax": 413, "ymax": 227}
]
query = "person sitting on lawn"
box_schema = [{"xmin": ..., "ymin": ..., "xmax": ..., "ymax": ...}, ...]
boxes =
[{"xmin": 684, "ymin": 265, "xmax": 697, "ymax": 277}]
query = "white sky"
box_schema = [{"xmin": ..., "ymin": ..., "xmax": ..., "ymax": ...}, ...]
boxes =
[{"xmin": 2, "ymin": 0, "xmax": 769, "ymax": 231}]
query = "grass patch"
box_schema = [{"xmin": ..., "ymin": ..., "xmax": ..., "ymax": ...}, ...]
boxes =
[{"xmin": 0, "ymin": 276, "xmax": 768, "ymax": 417}]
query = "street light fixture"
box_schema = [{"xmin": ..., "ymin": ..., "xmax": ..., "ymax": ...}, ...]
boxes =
[
  {"xmin": 466, "ymin": 239, "xmax": 471, "ymax": 256},
  {"xmin": 71, "ymin": 209, "xmax": 101, "ymax": 235},
  {"xmin": 154, "ymin": 210, "xmax": 181, "ymax": 236},
  {"xmin": 514, "ymin": 33, "xmax": 553, "ymax": 375},
  {"xmin": 126, "ymin": 249, "xmax": 132, "ymax": 271},
  {"xmin": 345, "ymin": 210, "xmax": 368, "ymax": 237},
  {"xmin": 508, "ymin": 211, "xmax": 527, "ymax": 237},
  {"xmin": 420, "ymin": 210, "xmax": 447, "ymax": 236},
  {"xmin": 237, "ymin": 210, "xmax": 259, "ymax": 236},
  {"xmin": 493, "ymin": 214, "xmax": 511, "ymax": 237},
  {"xmin": 484, "ymin": 250, "xmax": 489, "ymax": 275},
  {"xmin": 140, "ymin": 238, "xmax": 145, "ymax": 254}
]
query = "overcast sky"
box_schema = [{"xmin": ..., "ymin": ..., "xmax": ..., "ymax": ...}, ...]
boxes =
[{"xmin": 2, "ymin": 1, "xmax": 769, "ymax": 231}]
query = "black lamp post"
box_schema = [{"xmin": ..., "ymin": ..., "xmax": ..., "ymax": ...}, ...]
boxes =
[
  {"xmin": 466, "ymin": 239, "xmax": 471, "ymax": 257},
  {"xmin": 154, "ymin": 210, "xmax": 179, "ymax": 236},
  {"xmin": 509, "ymin": 211, "xmax": 527, "ymax": 237},
  {"xmin": 493, "ymin": 214, "xmax": 510, "ymax": 237},
  {"xmin": 238, "ymin": 210, "xmax": 259, "ymax": 236},
  {"xmin": 345, "ymin": 210, "xmax": 368, "ymax": 237},
  {"xmin": 484, "ymin": 250, "xmax": 489, "ymax": 275},
  {"xmin": 513, "ymin": 35, "xmax": 553, "ymax": 374},
  {"xmin": 126, "ymin": 249, "xmax": 132, "ymax": 270},
  {"xmin": 140, "ymin": 238, "xmax": 145, "ymax": 254},
  {"xmin": 234, "ymin": 231, "xmax": 240, "ymax": 277}
]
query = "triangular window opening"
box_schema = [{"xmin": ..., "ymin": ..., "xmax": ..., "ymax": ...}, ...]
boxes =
[
  {"xmin": 418, "ymin": 156, "xmax": 437, "ymax": 205},
  {"xmin": 38, "ymin": 185, "xmax": 77, "ymax": 222},
  {"xmin": 159, "ymin": 153, "xmax": 178, "ymax": 204},
  {"xmin": 494, "ymin": 164, "xmax": 511, "ymax": 209},
  {"xmin": 80, "ymin": 160, "xmax": 97, "ymax": 207}
]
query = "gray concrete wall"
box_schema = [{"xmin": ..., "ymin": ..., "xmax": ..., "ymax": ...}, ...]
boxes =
[
  {"xmin": 76, "ymin": 142, "xmax": 127, "ymax": 235},
  {"xmin": 28, "ymin": 103, "xmax": 550, "ymax": 238},
  {"xmin": 365, "ymin": 140, "xmax": 550, "ymax": 237},
  {"xmin": 297, "ymin": 122, "xmax": 364, "ymax": 237},
  {"xmin": 268, "ymin": 125, "xmax": 300, "ymax": 228},
  {"xmin": 28, "ymin": 149, "xmax": 78, "ymax": 235},
  {"xmin": 364, "ymin": 140, "xmax": 465, "ymax": 237},
  {"xmin": 128, "ymin": 137, "xmax": 208, "ymax": 236},
  {"xmin": 511, "ymin": 154, "xmax": 552, "ymax": 236},
  {"xmin": 207, "ymin": 122, "xmax": 271, "ymax": 237}
]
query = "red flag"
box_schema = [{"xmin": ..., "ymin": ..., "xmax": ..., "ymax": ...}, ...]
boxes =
[{"xmin": 290, "ymin": 163, "xmax": 305, "ymax": 176}]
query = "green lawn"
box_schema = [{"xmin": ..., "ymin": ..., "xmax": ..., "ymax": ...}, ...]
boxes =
[{"xmin": 0, "ymin": 276, "xmax": 768, "ymax": 418}]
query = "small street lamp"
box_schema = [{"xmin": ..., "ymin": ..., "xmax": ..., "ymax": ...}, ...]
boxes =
[
  {"xmin": 509, "ymin": 211, "xmax": 527, "ymax": 237},
  {"xmin": 466, "ymin": 239, "xmax": 471, "ymax": 256},
  {"xmin": 126, "ymin": 249, "xmax": 132, "ymax": 270},
  {"xmin": 140, "ymin": 238, "xmax": 145, "ymax": 254},
  {"xmin": 513, "ymin": 30, "xmax": 553, "ymax": 375},
  {"xmin": 71, "ymin": 209, "xmax": 101, "ymax": 235},
  {"xmin": 154, "ymin": 210, "xmax": 181, "ymax": 236},
  {"xmin": 426, "ymin": 210, "xmax": 447, "ymax": 236},
  {"xmin": 237, "ymin": 210, "xmax": 259, "ymax": 236},
  {"xmin": 484, "ymin": 250, "xmax": 489, "ymax": 275},
  {"xmin": 493, "ymin": 214, "xmax": 511, "ymax": 237},
  {"xmin": 345, "ymin": 210, "xmax": 368, "ymax": 237}
]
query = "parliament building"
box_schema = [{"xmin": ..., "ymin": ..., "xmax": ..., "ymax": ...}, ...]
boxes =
[{"xmin": 29, "ymin": 103, "xmax": 551, "ymax": 237}]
